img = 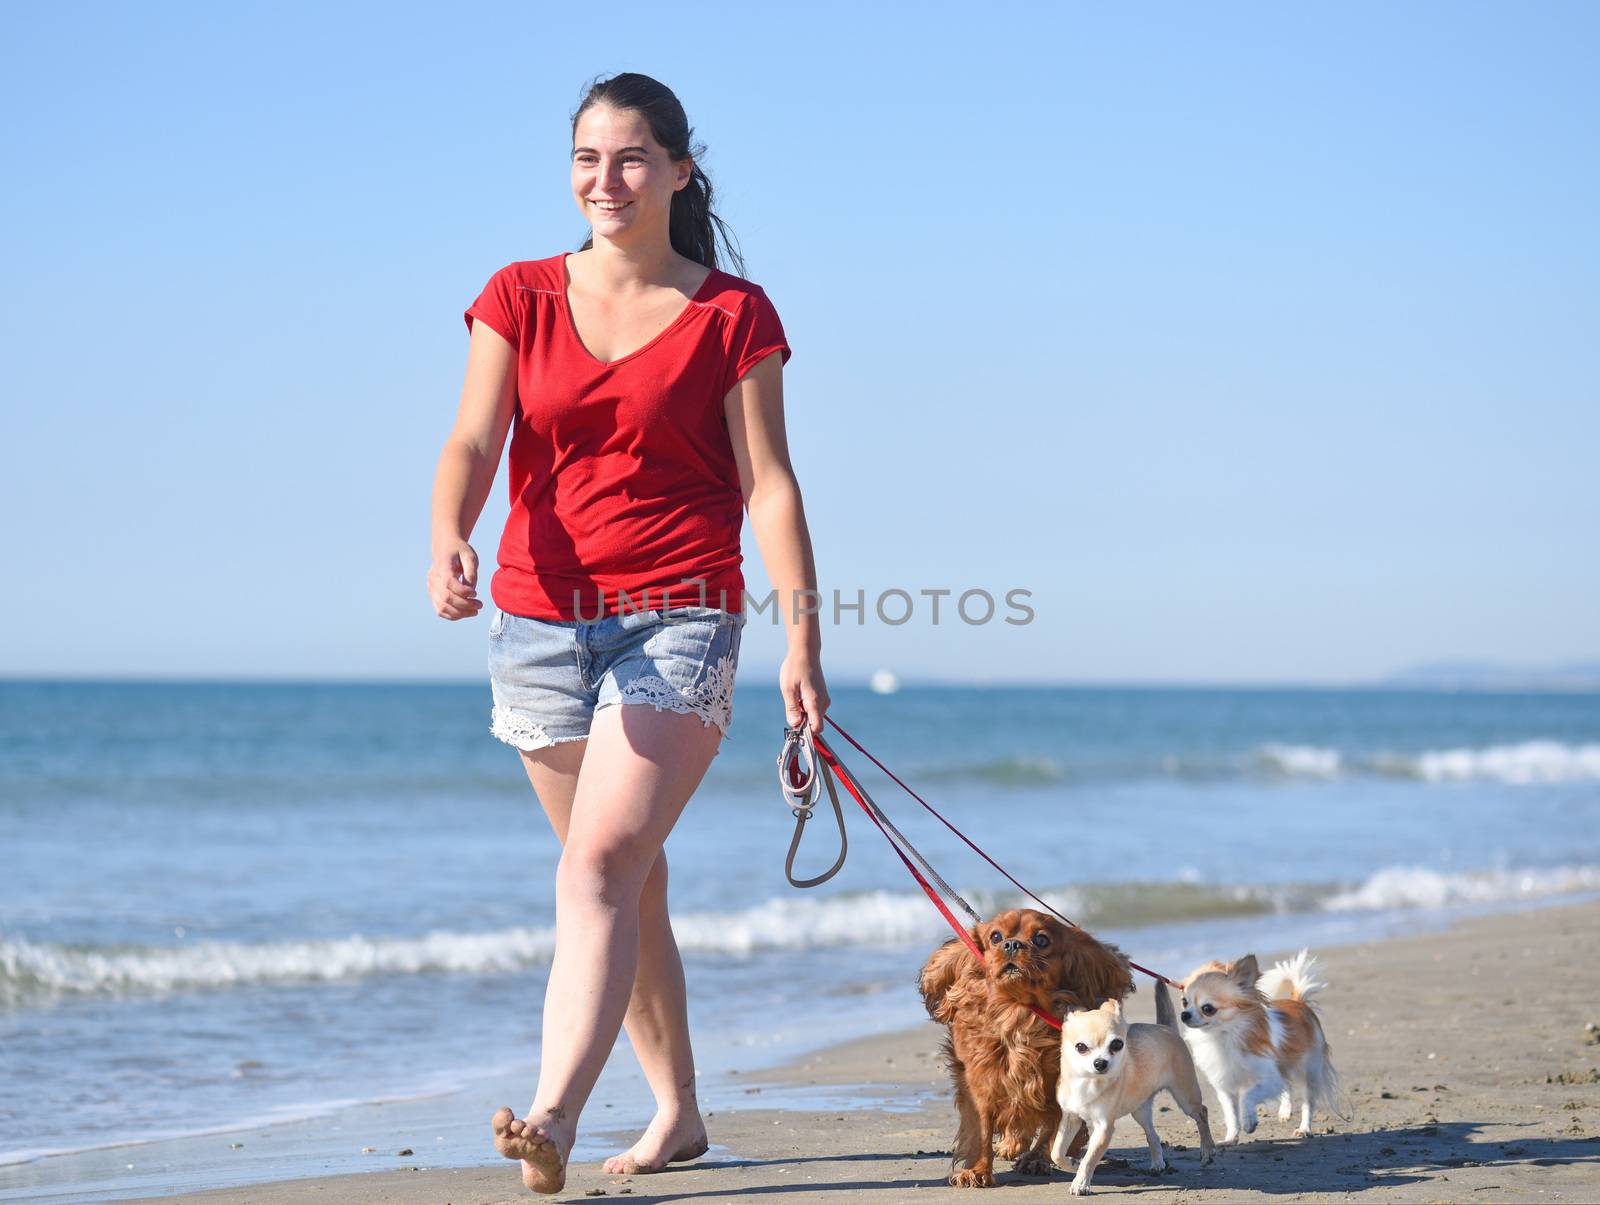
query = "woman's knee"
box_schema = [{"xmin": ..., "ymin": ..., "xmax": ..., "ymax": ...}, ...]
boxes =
[{"xmin": 557, "ymin": 836, "xmax": 660, "ymax": 904}]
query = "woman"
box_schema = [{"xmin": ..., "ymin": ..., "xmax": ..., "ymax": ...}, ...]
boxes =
[{"xmin": 426, "ymin": 72, "xmax": 829, "ymax": 1195}]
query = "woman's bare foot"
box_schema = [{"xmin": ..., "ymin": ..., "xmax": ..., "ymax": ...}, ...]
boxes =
[
  {"xmin": 492, "ymin": 1105, "xmax": 572, "ymax": 1193},
  {"xmin": 600, "ymin": 1109, "xmax": 709, "ymax": 1176}
]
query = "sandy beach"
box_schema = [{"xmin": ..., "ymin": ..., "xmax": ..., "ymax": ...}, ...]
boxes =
[{"xmin": 145, "ymin": 898, "xmax": 1600, "ymax": 1204}]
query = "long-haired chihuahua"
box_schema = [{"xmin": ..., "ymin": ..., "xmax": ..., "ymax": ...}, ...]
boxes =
[{"xmin": 1177, "ymin": 949, "xmax": 1348, "ymax": 1142}]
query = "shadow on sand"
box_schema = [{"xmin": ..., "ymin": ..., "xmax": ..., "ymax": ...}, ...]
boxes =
[{"xmin": 593, "ymin": 1121, "xmax": 1600, "ymax": 1201}]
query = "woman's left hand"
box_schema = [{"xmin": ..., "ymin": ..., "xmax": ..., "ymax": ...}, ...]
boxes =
[{"xmin": 779, "ymin": 648, "xmax": 830, "ymax": 738}]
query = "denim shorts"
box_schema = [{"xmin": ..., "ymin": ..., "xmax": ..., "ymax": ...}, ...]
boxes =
[{"xmin": 487, "ymin": 604, "xmax": 747, "ymax": 754}]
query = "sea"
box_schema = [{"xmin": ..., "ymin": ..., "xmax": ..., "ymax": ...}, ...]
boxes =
[{"xmin": 3, "ymin": 680, "xmax": 1598, "ymax": 1200}]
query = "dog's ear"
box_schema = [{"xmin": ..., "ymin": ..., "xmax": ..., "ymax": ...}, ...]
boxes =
[
  {"xmin": 1230, "ymin": 954, "xmax": 1261, "ymax": 986},
  {"xmin": 920, "ymin": 937, "xmax": 976, "ymax": 1017},
  {"xmin": 1100, "ymin": 997, "xmax": 1122, "ymax": 1017}
]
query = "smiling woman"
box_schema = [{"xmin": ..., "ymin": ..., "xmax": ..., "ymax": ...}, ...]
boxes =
[{"xmin": 426, "ymin": 71, "xmax": 829, "ymax": 1196}]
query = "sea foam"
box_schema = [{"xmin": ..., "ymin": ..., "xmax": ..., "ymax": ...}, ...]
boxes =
[{"xmin": 6, "ymin": 862, "xmax": 1597, "ymax": 1005}]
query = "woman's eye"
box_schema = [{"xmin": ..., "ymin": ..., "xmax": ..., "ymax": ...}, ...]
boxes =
[
  {"xmin": 1032, "ymin": 932, "xmax": 1050, "ymax": 948},
  {"xmin": 990, "ymin": 931, "xmax": 1002, "ymax": 945},
  {"xmin": 1109, "ymin": 1039, "xmax": 1124, "ymax": 1052},
  {"xmin": 1074, "ymin": 1043, "xmax": 1089, "ymax": 1055},
  {"xmin": 1201, "ymin": 1003, "xmax": 1216, "ymax": 1015}
]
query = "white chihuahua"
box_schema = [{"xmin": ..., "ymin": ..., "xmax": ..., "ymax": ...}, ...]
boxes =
[{"xmin": 1051, "ymin": 987, "xmax": 1215, "ymax": 1195}]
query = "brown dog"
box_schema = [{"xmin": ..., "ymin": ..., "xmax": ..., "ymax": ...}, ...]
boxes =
[{"xmin": 919, "ymin": 908, "xmax": 1135, "ymax": 1187}]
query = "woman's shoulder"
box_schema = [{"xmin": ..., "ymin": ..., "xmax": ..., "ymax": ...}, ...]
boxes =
[
  {"xmin": 481, "ymin": 254, "xmax": 566, "ymax": 294},
  {"xmin": 697, "ymin": 263, "xmax": 781, "ymax": 319}
]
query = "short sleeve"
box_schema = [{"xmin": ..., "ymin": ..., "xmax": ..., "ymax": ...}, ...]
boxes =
[
  {"xmin": 721, "ymin": 286, "xmax": 792, "ymax": 397},
  {"xmin": 463, "ymin": 265, "xmax": 522, "ymax": 346}
]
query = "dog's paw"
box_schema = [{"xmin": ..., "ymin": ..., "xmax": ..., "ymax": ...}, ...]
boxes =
[
  {"xmin": 949, "ymin": 1167, "xmax": 995, "ymax": 1189},
  {"xmin": 1013, "ymin": 1150, "xmax": 1052, "ymax": 1177},
  {"xmin": 1292, "ymin": 1127, "xmax": 1311, "ymax": 1139},
  {"xmin": 1068, "ymin": 1179, "xmax": 1092, "ymax": 1196},
  {"xmin": 994, "ymin": 1134, "xmax": 1028, "ymax": 1160},
  {"xmin": 1148, "ymin": 1155, "xmax": 1169, "ymax": 1173}
]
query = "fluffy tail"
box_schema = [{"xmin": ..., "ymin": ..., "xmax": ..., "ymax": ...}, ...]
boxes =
[
  {"xmin": 1313, "ymin": 1041, "xmax": 1353, "ymax": 1122},
  {"xmin": 1154, "ymin": 980, "xmax": 1178, "ymax": 1030},
  {"xmin": 1257, "ymin": 948, "xmax": 1325, "ymax": 1003}
]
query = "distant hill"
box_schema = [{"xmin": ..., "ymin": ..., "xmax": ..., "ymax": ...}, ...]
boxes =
[{"xmin": 1382, "ymin": 660, "xmax": 1600, "ymax": 692}]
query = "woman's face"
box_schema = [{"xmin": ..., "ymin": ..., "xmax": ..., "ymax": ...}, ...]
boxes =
[{"xmin": 571, "ymin": 104, "xmax": 690, "ymax": 246}]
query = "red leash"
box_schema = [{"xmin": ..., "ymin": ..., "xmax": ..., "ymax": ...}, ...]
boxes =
[
  {"xmin": 799, "ymin": 730, "xmax": 1064, "ymax": 1030},
  {"xmin": 779, "ymin": 714, "xmax": 1182, "ymax": 1032},
  {"xmin": 820, "ymin": 716, "xmax": 1182, "ymax": 990}
]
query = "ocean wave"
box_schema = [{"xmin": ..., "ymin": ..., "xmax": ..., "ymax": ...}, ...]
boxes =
[
  {"xmin": 914, "ymin": 756, "xmax": 1066, "ymax": 786},
  {"xmin": 1255, "ymin": 744, "xmax": 1343, "ymax": 779},
  {"xmin": 711, "ymin": 740, "xmax": 1600, "ymax": 792},
  {"xmin": 1374, "ymin": 741, "xmax": 1600, "ymax": 784},
  {"xmin": 1321, "ymin": 864, "xmax": 1600, "ymax": 911},
  {"xmin": 0, "ymin": 927, "xmax": 558, "ymax": 1008},
  {"xmin": 1254, "ymin": 739, "xmax": 1600, "ymax": 784},
  {"xmin": 7, "ymin": 862, "xmax": 1596, "ymax": 1006}
]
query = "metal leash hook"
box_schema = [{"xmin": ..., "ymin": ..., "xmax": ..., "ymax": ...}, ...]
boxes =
[{"xmin": 777, "ymin": 720, "xmax": 847, "ymax": 888}]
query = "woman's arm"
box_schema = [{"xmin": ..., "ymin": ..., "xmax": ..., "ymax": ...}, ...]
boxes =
[
  {"xmin": 427, "ymin": 323, "xmax": 519, "ymax": 620},
  {"xmin": 724, "ymin": 350, "xmax": 831, "ymax": 734}
]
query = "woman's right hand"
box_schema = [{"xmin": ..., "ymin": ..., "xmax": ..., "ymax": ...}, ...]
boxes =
[{"xmin": 428, "ymin": 541, "xmax": 484, "ymax": 621}]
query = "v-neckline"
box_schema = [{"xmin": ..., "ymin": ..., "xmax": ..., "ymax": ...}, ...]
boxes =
[{"xmin": 559, "ymin": 254, "xmax": 720, "ymax": 369}]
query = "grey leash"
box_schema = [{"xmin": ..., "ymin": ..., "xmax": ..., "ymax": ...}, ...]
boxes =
[
  {"xmin": 778, "ymin": 724, "xmax": 982, "ymax": 928},
  {"xmin": 778, "ymin": 723, "xmax": 848, "ymax": 888}
]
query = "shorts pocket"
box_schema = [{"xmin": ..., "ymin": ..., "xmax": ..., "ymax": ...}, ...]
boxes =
[
  {"xmin": 613, "ymin": 617, "xmax": 741, "ymax": 733},
  {"xmin": 488, "ymin": 607, "xmax": 508, "ymax": 639},
  {"xmin": 641, "ymin": 617, "xmax": 721, "ymax": 690}
]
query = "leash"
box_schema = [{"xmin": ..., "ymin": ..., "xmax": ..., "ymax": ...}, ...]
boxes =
[
  {"xmin": 777, "ymin": 721, "xmax": 849, "ymax": 888},
  {"xmin": 777, "ymin": 714, "xmax": 1184, "ymax": 1020}
]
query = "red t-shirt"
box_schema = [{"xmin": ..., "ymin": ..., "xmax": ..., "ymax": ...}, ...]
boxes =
[{"xmin": 464, "ymin": 253, "xmax": 791, "ymax": 620}]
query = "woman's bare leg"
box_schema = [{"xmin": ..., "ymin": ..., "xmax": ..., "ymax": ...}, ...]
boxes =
[
  {"xmin": 507, "ymin": 735, "xmax": 707, "ymax": 1175},
  {"xmin": 492, "ymin": 703, "xmax": 723, "ymax": 1192}
]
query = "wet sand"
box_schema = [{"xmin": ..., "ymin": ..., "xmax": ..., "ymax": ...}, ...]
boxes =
[{"xmin": 151, "ymin": 899, "xmax": 1600, "ymax": 1203}]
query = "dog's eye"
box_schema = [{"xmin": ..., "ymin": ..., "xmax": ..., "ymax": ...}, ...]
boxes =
[
  {"xmin": 1181, "ymin": 997, "xmax": 1189, "ymax": 1007},
  {"xmin": 1031, "ymin": 931, "xmax": 1050, "ymax": 949},
  {"xmin": 1109, "ymin": 1038, "xmax": 1124, "ymax": 1053},
  {"xmin": 989, "ymin": 930, "xmax": 1002, "ymax": 945},
  {"xmin": 1201, "ymin": 1003, "xmax": 1216, "ymax": 1016},
  {"xmin": 1074, "ymin": 1042, "xmax": 1089, "ymax": 1055}
]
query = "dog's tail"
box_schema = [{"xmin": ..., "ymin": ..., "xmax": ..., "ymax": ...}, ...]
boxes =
[
  {"xmin": 1312, "ymin": 1036, "xmax": 1353, "ymax": 1123},
  {"xmin": 1257, "ymin": 948, "xmax": 1325, "ymax": 1003},
  {"xmin": 1154, "ymin": 979, "xmax": 1178, "ymax": 1030}
]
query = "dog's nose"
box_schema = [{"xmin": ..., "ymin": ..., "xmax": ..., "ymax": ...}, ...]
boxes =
[
  {"xmin": 1180, "ymin": 1010, "xmax": 1192, "ymax": 1023},
  {"xmin": 1002, "ymin": 938, "xmax": 1025, "ymax": 955},
  {"xmin": 1093, "ymin": 1058, "xmax": 1109, "ymax": 1073}
]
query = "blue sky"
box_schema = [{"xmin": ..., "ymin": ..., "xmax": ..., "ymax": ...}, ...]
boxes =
[{"xmin": 1, "ymin": 1, "xmax": 1595, "ymax": 685}]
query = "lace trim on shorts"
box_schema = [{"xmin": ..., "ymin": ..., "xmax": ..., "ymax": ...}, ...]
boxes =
[
  {"xmin": 617, "ymin": 649, "xmax": 738, "ymax": 732},
  {"xmin": 490, "ymin": 705, "xmax": 586, "ymax": 751}
]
